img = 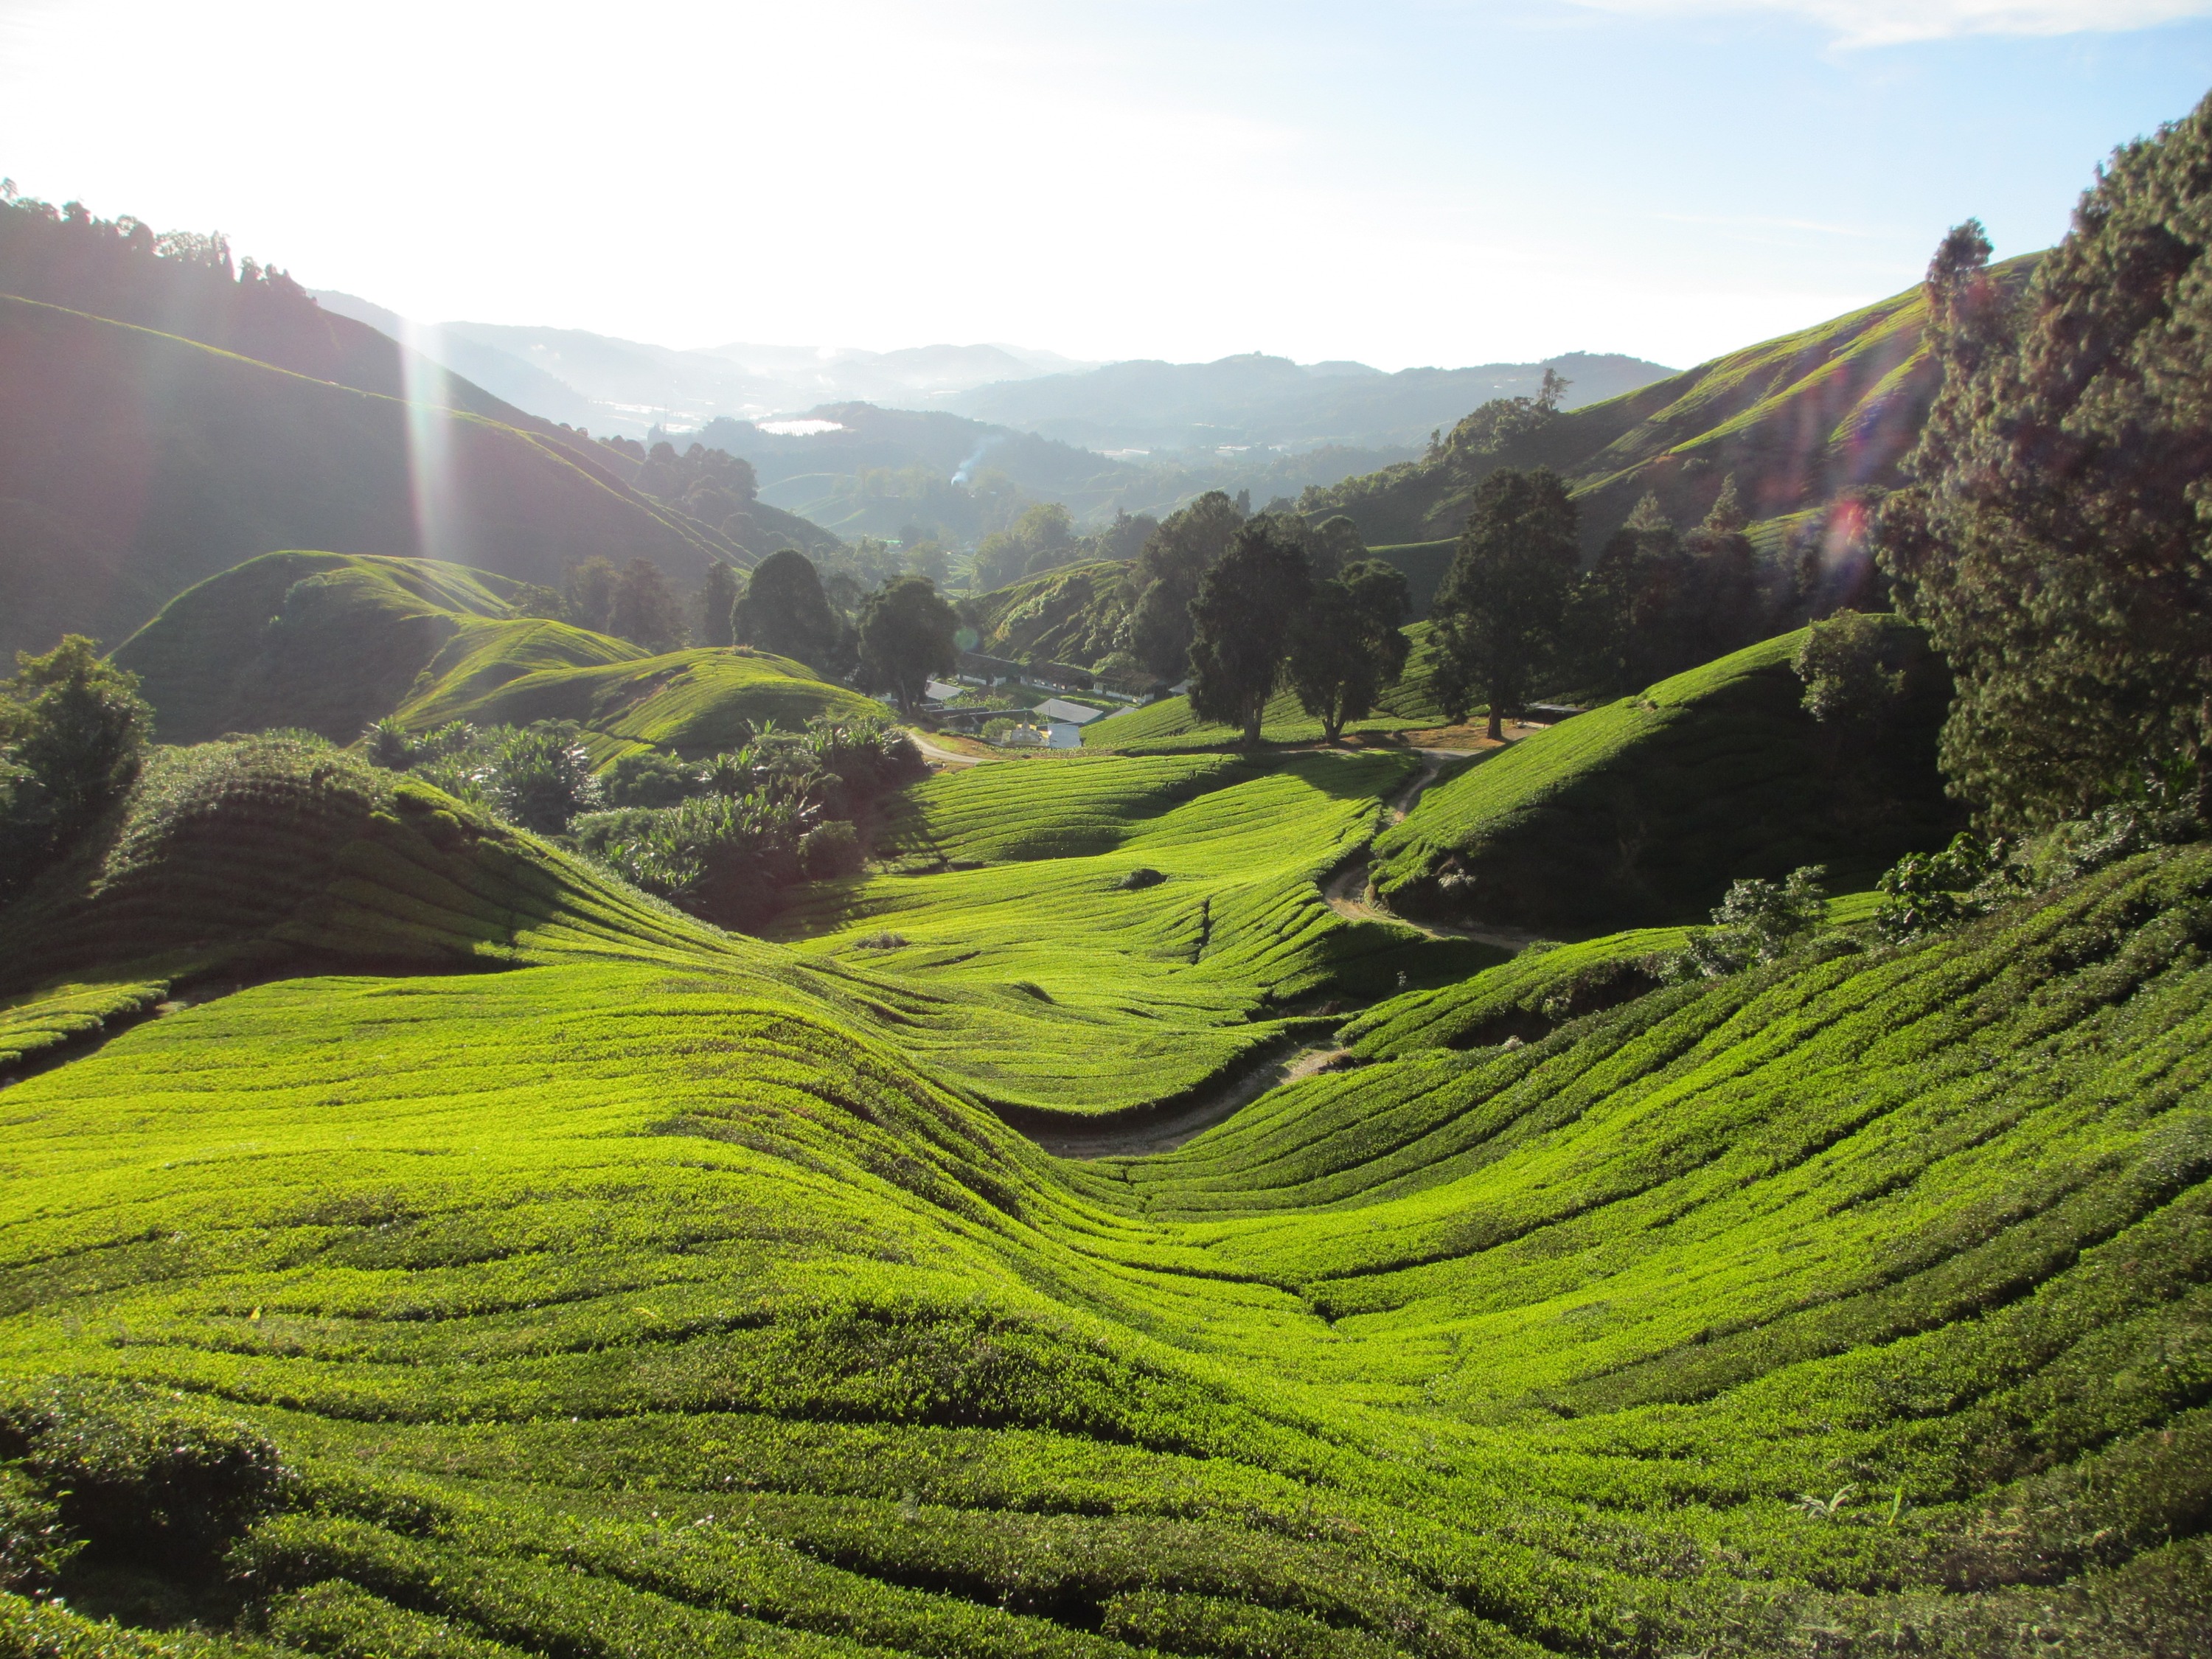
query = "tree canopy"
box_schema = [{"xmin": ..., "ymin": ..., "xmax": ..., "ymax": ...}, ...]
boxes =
[
  {"xmin": 733, "ymin": 550, "xmax": 848, "ymax": 673},
  {"xmin": 1124, "ymin": 490, "xmax": 1245, "ymax": 679},
  {"xmin": 1187, "ymin": 518, "xmax": 1312, "ymax": 748},
  {"xmin": 1286, "ymin": 558, "xmax": 1411, "ymax": 742},
  {"xmin": 1431, "ymin": 467, "xmax": 1579, "ymax": 740},
  {"xmin": 0, "ymin": 636, "xmax": 152, "ymax": 897},
  {"xmin": 859, "ymin": 577, "xmax": 961, "ymax": 716},
  {"xmin": 1877, "ymin": 94, "xmax": 2212, "ymax": 828}
]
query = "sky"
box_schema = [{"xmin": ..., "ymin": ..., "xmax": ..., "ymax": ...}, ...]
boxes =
[{"xmin": 2, "ymin": 0, "xmax": 2210, "ymax": 372}]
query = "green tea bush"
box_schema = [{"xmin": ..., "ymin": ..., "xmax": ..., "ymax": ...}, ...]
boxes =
[
  {"xmin": 0, "ymin": 1382, "xmax": 287, "ymax": 1571},
  {"xmin": 601, "ymin": 749, "xmax": 700, "ymax": 809}
]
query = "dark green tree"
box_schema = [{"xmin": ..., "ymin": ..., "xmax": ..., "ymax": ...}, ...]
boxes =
[
  {"xmin": 0, "ymin": 636, "xmax": 153, "ymax": 883},
  {"xmin": 1187, "ymin": 518, "xmax": 1313, "ymax": 748},
  {"xmin": 1312, "ymin": 515, "xmax": 1368, "ymax": 580},
  {"xmin": 564, "ymin": 556, "xmax": 620, "ymax": 634},
  {"xmin": 694, "ymin": 563, "xmax": 740, "ymax": 649},
  {"xmin": 1431, "ymin": 467, "xmax": 1579, "ymax": 740},
  {"xmin": 1286, "ymin": 559, "xmax": 1411, "ymax": 742},
  {"xmin": 1876, "ymin": 102, "xmax": 2212, "ymax": 827},
  {"xmin": 1123, "ymin": 490, "xmax": 1245, "ymax": 678},
  {"xmin": 859, "ymin": 577, "xmax": 961, "ymax": 716},
  {"xmin": 1794, "ymin": 609, "xmax": 1905, "ymax": 733},
  {"xmin": 734, "ymin": 550, "xmax": 846, "ymax": 672},
  {"xmin": 610, "ymin": 558, "xmax": 686, "ymax": 653}
]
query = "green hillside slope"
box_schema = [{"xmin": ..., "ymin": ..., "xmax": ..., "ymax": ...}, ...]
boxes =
[
  {"xmin": 0, "ymin": 297, "xmax": 740, "ymax": 658},
  {"xmin": 776, "ymin": 749, "xmax": 1494, "ymax": 1114},
  {"xmin": 1369, "ymin": 621, "xmax": 1958, "ymax": 931},
  {"xmin": 113, "ymin": 552, "xmax": 876, "ymax": 754},
  {"xmin": 0, "ymin": 727, "xmax": 2206, "ymax": 1655},
  {"xmin": 1304, "ymin": 256, "xmax": 2041, "ymax": 553}
]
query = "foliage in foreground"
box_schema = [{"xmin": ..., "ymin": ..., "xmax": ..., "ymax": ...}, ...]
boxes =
[{"xmin": 0, "ymin": 800, "xmax": 2207, "ymax": 1655}]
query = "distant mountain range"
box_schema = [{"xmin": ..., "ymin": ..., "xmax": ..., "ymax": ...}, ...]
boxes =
[
  {"xmin": 310, "ymin": 292, "xmax": 1085, "ymax": 438},
  {"xmin": 308, "ymin": 291, "xmax": 1674, "ymax": 466},
  {"xmin": 941, "ymin": 350, "xmax": 1676, "ymax": 453}
]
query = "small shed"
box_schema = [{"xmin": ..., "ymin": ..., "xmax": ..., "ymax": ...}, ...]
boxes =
[{"xmin": 1034, "ymin": 698, "xmax": 1102, "ymax": 727}]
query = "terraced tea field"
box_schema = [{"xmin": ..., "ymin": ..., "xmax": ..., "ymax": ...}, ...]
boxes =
[
  {"xmin": 115, "ymin": 552, "xmax": 875, "ymax": 760},
  {"xmin": 1371, "ymin": 623, "xmax": 1958, "ymax": 932},
  {"xmin": 1, "ymin": 723, "xmax": 2208, "ymax": 1658}
]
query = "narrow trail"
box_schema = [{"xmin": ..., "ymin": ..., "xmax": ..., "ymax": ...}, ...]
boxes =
[
  {"xmin": 1026, "ymin": 1040, "xmax": 1354, "ymax": 1160},
  {"xmin": 906, "ymin": 731, "xmax": 981, "ymax": 769},
  {"xmin": 1320, "ymin": 745, "xmax": 1545, "ymax": 952}
]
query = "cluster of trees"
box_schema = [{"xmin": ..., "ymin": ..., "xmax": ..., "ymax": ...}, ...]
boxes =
[
  {"xmin": 1415, "ymin": 464, "xmax": 1883, "ymax": 742},
  {"xmin": 1107, "ymin": 490, "xmax": 1371, "ymax": 686},
  {"xmin": 1175, "ymin": 515, "xmax": 1413, "ymax": 746},
  {"xmin": 970, "ymin": 504, "xmax": 1164, "ymax": 592},
  {"xmin": 602, "ymin": 438, "xmax": 761, "ymax": 538},
  {"xmin": 365, "ymin": 712, "xmax": 922, "ymax": 929}
]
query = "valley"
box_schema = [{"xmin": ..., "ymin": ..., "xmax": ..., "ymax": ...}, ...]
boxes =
[{"xmin": 3, "ymin": 64, "xmax": 2211, "ymax": 1659}]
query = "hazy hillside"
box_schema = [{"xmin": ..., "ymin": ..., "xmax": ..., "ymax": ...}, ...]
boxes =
[
  {"xmin": 307, "ymin": 296, "xmax": 1088, "ymax": 439},
  {"xmin": 0, "ymin": 296, "xmax": 737, "ymax": 658},
  {"xmin": 947, "ymin": 349, "xmax": 1675, "ymax": 451},
  {"xmin": 1303, "ymin": 257, "xmax": 2041, "ymax": 554}
]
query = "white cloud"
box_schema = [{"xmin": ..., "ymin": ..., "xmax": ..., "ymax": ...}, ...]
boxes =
[{"xmin": 1562, "ymin": 0, "xmax": 2212, "ymax": 46}]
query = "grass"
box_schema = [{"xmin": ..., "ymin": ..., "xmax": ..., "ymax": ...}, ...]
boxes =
[
  {"xmin": 1083, "ymin": 623, "xmax": 1453, "ymax": 752},
  {"xmin": 114, "ymin": 552, "xmax": 874, "ymax": 762},
  {"xmin": 1368, "ymin": 622, "xmax": 1958, "ymax": 932}
]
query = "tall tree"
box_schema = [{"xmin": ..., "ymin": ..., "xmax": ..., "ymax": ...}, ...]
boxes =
[
  {"xmin": 1287, "ymin": 558, "xmax": 1412, "ymax": 742},
  {"xmin": 733, "ymin": 550, "xmax": 846, "ymax": 672},
  {"xmin": 859, "ymin": 577, "xmax": 961, "ymax": 717},
  {"xmin": 695, "ymin": 563, "xmax": 740, "ymax": 649},
  {"xmin": 1432, "ymin": 467, "xmax": 1579, "ymax": 740},
  {"xmin": 610, "ymin": 558, "xmax": 686, "ymax": 653},
  {"xmin": 1123, "ymin": 490, "xmax": 1245, "ymax": 679},
  {"xmin": 1187, "ymin": 518, "xmax": 1312, "ymax": 748},
  {"xmin": 565, "ymin": 556, "xmax": 620, "ymax": 635},
  {"xmin": 1877, "ymin": 99, "xmax": 2212, "ymax": 827}
]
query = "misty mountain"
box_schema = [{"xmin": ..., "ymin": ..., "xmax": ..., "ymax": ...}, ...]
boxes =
[
  {"xmin": 310, "ymin": 291, "xmax": 1082, "ymax": 437},
  {"xmin": 944, "ymin": 349, "xmax": 1675, "ymax": 453}
]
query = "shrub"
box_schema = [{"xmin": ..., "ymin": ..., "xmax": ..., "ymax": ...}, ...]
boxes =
[
  {"xmin": 0, "ymin": 1380, "xmax": 288, "ymax": 1571},
  {"xmin": 1677, "ymin": 863, "xmax": 1827, "ymax": 976},
  {"xmin": 1875, "ymin": 832, "xmax": 2005, "ymax": 942},
  {"xmin": 0, "ymin": 636, "xmax": 153, "ymax": 896},
  {"xmin": 0, "ymin": 1468, "xmax": 74, "ymax": 1594},
  {"xmin": 798, "ymin": 819, "xmax": 863, "ymax": 879},
  {"xmin": 602, "ymin": 749, "xmax": 700, "ymax": 809}
]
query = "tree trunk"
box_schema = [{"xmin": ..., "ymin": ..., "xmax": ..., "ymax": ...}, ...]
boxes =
[
  {"xmin": 1486, "ymin": 706, "xmax": 1504, "ymax": 742},
  {"xmin": 1244, "ymin": 701, "xmax": 1265, "ymax": 748}
]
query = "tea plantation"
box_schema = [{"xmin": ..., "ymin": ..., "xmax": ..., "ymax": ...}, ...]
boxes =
[
  {"xmin": 114, "ymin": 553, "xmax": 876, "ymax": 760},
  {"xmin": 1, "ymin": 709, "xmax": 2208, "ymax": 1658},
  {"xmin": 1369, "ymin": 622, "xmax": 1960, "ymax": 933}
]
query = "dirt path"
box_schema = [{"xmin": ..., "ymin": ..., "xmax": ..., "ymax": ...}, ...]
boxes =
[
  {"xmin": 1319, "ymin": 746, "xmax": 1544, "ymax": 951},
  {"xmin": 905, "ymin": 731, "xmax": 981, "ymax": 769},
  {"xmin": 1026, "ymin": 1040, "xmax": 1354, "ymax": 1160}
]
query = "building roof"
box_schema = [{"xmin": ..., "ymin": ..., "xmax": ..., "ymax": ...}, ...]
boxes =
[{"xmin": 1035, "ymin": 698, "xmax": 1103, "ymax": 726}]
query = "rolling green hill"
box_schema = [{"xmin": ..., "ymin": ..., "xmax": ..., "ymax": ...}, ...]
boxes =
[
  {"xmin": 1304, "ymin": 256, "xmax": 2042, "ymax": 554},
  {"xmin": 113, "ymin": 552, "xmax": 878, "ymax": 755},
  {"xmin": 0, "ymin": 726, "xmax": 2206, "ymax": 1656},
  {"xmin": 0, "ymin": 296, "xmax": 743, "ymax": 659},
  {"xmin": 1368, "ymin": 620, "xmax": 1958, "ymax": 932}
]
